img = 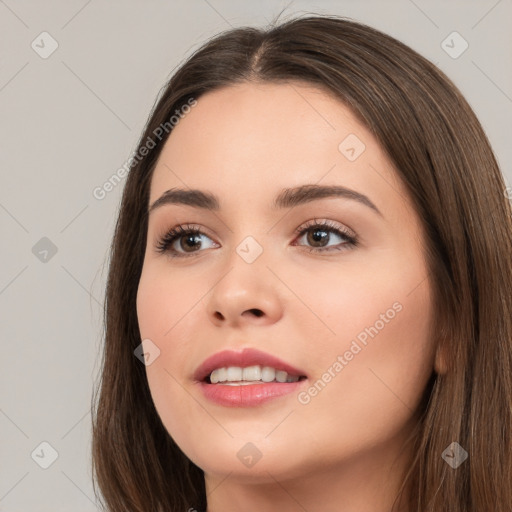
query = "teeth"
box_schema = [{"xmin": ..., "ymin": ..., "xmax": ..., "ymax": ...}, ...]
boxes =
[
  {"xmin": 210, "ymin": 367, "xmax": 226, "ymax": 384},
  {"xmin": 261, "ymin": 366, "xmax": 276, "ymax": 382},
  {"xmin": 242, "ymin": 365, "xmax": 261, "ymax": 381},
  {"xmin": 226, "ymin": 366, "xmax": 242, "ymax": 381},
  {"xmin": 208, "ymin": 365, "xmax": 301, "ymax": 384},
  {"xmin": 276, "ymin": 370, "xmax": 288, "ymax": 383}
]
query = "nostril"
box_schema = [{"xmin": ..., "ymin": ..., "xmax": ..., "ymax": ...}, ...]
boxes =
[{"xmin": 248, "ymin": 308, "xmax": 264, "ymax": 317}]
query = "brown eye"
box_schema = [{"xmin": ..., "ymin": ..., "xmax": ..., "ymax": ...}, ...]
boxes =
[
  {"xmin": 293, "ymin": 220, "xmax": 358, "ymax": 253},
  {"xmin": 156, "ymin": 225, "xmax": 217, "ymax": 257}
]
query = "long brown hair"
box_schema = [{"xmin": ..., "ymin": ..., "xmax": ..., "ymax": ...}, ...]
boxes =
[{"xmin": 91, "ymin": 13, "xmax": 512, "ymax": 512}]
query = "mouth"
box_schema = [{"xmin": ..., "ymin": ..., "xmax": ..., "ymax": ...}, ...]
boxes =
[
  {"xmin": 194, "ymin": 347, "xmax": 308, "ymax": 383},
  {"xmin": 194, "ymin": 348, "xmax": 308, "ymax": 406}
]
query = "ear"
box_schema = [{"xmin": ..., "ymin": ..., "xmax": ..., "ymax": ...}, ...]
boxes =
[
  {"xmin": 434, "ymin": 344, "xmax": 448, "ymax": 375},
  {"xmin": 433, "ymin": 325, "xmax": 450, "ymax": 375}
]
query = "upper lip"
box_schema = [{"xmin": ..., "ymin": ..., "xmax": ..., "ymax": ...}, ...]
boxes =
[{"xmin": 194, "ymin": 347, "xmax": 308, "ymax": 382}]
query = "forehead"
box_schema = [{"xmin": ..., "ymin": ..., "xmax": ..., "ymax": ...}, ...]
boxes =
[
  {"xmin": 149, "ymin": 81, "xmax": 411, "ymax": 220},
  {"xmin": 155, "ymin": 81, "xmax": 362, "ymax": 171}
]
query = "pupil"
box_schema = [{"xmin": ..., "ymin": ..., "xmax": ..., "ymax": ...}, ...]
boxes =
[
  {"xmin": 309, "ymin": 229, "xmax": 328, "ymax": 247},
  {"xmin": 182, "ymin": 234, "xmax": 201, "ymax": 251}
]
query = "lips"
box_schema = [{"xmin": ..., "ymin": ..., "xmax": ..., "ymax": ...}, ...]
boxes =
[
  {"xmin": 194, "ymin": 347, "xmax": 308, "ymax": 407},
  {"xmin": 193, "ymin": 347, "xmax": 307, "ymax": 382}
]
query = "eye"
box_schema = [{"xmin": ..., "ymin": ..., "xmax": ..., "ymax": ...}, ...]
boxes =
[
  {"xmin": 155, "ymin": 224, "xmax": 217, "ymax": 257},
  {"xmin": 155, "ymin": 219, "xmax": 358, "ymax": 258},
  {"xmin": 292, "ymin": 219, "xmax": 358, "ymax": 253}
]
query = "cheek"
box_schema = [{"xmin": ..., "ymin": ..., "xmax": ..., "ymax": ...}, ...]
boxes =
[
  {"xmin": 136, "ymin": 267, "xmax": 205, "ymax": 456},
  {"xmin": 136, "ymin": 265, "xmax": 204, "ymax": 392},
  {"xmin": 292, "ymin": 265, "xmax": 434, "ymax": 448},
  {"xmin": 288, "ymin": 246, "xmax": 433, "ymax": 366},
  {"xmin": 136, "ymin": 263, "xmax": 205, "ymax": 341}
]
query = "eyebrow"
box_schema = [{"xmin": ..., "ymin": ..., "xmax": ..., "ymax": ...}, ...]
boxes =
[{"xmin": 148, "ymin": 184, "xmax": 382, "ymax": 217}]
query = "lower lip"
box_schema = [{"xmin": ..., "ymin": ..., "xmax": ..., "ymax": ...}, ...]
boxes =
[{"xmin": 198, "ymin": 380, "xmax": 306, "ymax": 407}]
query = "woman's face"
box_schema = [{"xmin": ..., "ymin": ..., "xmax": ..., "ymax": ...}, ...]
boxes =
[{"xmin": 136, "ymin": 81, "xmax": 437, "ymax": 484}]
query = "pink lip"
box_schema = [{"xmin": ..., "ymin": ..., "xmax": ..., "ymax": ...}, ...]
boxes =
[
  {"xmin": 193, "ymin": 348, "xmax": 308, "ymax": 407},
  {"xmin": 198, "ymin": 381, "xmax": 305, "ymax": 407}
]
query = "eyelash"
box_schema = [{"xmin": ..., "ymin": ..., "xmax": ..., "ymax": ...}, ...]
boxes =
[{"xmin": 155, "ymin": 219, "xmax": 358, "ymax": 258}]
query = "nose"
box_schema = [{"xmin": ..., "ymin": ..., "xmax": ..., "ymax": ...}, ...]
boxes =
[{"xmin": 204, "ymin": 249, "xmax": 284, "ymax": 328}]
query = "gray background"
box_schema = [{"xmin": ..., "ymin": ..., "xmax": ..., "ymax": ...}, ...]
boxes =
[{"xmin": 1, "ymin": 1, "xmax": 511, "ymax": 510}]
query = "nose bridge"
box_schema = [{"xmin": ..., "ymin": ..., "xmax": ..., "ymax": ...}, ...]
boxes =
[
  {"xmin": 222, "ymin": 212, "xmax": 272, "ymax": 270},
  {"xmin": 219, "ymin": 230, "xmax": 268, "ymax": 301},
  {"xmin": 204, "ymin": 229, "xmax": 283, "ymax": 326}
]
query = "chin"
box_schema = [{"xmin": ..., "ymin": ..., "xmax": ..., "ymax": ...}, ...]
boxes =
[{"xmin": 178, "ymin": 434, "xmax": 314, "ymax": 483}]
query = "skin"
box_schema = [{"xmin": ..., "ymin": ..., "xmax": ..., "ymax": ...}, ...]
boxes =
[{"xmin": 136, "ymin": 81, "xmax": 443, "ymax": 512}]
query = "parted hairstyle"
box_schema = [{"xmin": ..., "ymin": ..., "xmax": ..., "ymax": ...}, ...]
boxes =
[{"xmin": 91, "ymin": 13, "xmax": 512, "ymax": 512}]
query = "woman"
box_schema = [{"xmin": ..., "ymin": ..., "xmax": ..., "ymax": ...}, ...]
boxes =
[{"xmin": 91, "ymin": 14, "xmax": 512, "ymax": 512}]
